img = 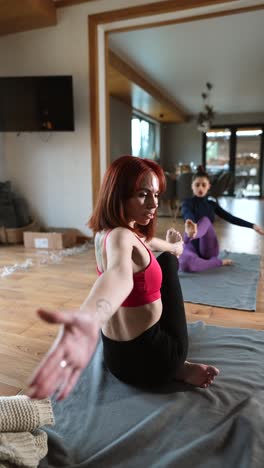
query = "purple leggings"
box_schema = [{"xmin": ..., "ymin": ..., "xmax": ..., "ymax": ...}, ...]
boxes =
[{"xmin": 179, "ymin": 216, "xmax": 222, "ymax": 272}]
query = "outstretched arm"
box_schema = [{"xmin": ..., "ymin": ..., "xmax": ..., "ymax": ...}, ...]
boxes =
[
  {"xmin": 213, "ymin": 201, "xmax": 253, "ymax": 228},
  {"xmin": 181, "ymin": 198, "xmax": 196, "ymax": 222},
  {"xmin": 26, "ymin": 228, "xmax": 134, "ymax": 400},
  {"xmin": 214, "ymin": 201, "xmax": 264, "ymax": 234},
  {"xmin": 253, "ymin": 224, "xmax": 264, "ymax": 235}
]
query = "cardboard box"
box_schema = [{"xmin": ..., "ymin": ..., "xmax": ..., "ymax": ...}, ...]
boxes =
[
  {"xmin": 0, "ymin": 218, "xmax": 40, "ymax": 244},
  {"xmin": 23, "ymin": 228, "xmax": 77, "ymax": 250}
]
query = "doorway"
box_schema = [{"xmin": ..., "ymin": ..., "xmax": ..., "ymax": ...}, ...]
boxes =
[{"xmin": 89, "ymin": 0, "xmax": 264, "ymax": 205}]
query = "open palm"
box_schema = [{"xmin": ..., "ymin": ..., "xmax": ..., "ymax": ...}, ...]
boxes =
[{"xmin": 27, "ymin": 308, "xmax": 100, "ymax": 400}]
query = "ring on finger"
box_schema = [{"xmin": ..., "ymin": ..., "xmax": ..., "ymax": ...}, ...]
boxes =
[{"xmin": 59, "ymin": 359, "xmax": 68, "ymax": 369}]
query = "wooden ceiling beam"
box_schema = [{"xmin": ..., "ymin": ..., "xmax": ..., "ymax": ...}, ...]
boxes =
[
  {"xmin": 55, "ymin": 0, "xmax": 97, "ymax": 7},
  {"xmin": 0, "ymin": 0, "xmax": 57, "ymax": 36},
  {"xmin": 108, "ymin": 65, "xmax": 184, "ymax": 123},
  {"xmin": 108, "ymin": 50, "xmax": 189, "ymax": 123}
]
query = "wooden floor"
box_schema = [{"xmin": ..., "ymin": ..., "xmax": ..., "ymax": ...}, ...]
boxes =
[{"xmin": 1, "ymin": 197, "xmax": 264, "ymax": 396}]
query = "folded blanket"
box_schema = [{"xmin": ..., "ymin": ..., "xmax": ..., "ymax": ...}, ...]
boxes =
[
  {"xmin": 0, "ymin": 396, "xmax": 54, "ymax": 467},
  {"xmin": 0, "ymin": 396, "xmax": 54, "ymax": 432},
  {"xmin": 0, "ymin": 430, "xmax": 48, "ymax": 468}
]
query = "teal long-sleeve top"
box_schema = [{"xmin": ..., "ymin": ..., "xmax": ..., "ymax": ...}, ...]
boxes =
[{"xmin": 182, "ymin": 196, "xmax": 254, "ymax": 229}]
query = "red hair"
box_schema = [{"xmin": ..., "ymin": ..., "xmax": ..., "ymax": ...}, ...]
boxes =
[{"xmin": 89, "ymin": 155, "xmax": 166, "ymax": 240}]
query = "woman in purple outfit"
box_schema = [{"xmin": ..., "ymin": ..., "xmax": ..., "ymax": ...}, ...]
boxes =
[{"xmin": 179, "ymin": 167, "xmax": 264, "ymax": 273}]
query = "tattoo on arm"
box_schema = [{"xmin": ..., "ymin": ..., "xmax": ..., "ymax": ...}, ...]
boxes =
[{"xmin": 96, "ymin": 299, "xmax": 112, "ymax": 323}]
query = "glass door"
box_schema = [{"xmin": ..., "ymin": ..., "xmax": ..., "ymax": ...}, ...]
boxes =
[
  {"xmin": 205, "ymin": 129, "xmax": 231, "ymax": 193},
  {"xmin": 234, "ymin": 128, "xmax": 263, "ymax": 197},
  {"xmin": 205, "ymin": 129, "xmax": 231, "ymax": 175},
  {"xmin": 204, "ymin": 126, "xmax": 263, "ymax": 198}
]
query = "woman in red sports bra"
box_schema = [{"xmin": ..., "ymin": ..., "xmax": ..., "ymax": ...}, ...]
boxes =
[{"xmin": 27, "ymin": 156, "xmax": 219, "ymax": 400}]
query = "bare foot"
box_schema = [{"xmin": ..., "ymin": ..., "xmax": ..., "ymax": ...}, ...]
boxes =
[
  {"xmin": 222, "ymin": 259, "xmax": 233, "ymax": 266},
  {"xmin": 166, "ymin": 228, "xmax": 182, "ymax": 243},
  {"xmin": 175, "ymin": 361, "xmax": 219, "ymax": 388},
  {"xmin": 185, "ymin": 219, "xmax": 197, "ymax": 239}
]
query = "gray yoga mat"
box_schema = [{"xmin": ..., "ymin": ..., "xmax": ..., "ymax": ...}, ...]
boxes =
[
  {"xmin": 41, "ymin": 321, "xmax": 264, "ymax": 468},
  {"xmin": 179, "ymin": 251, "xmax": 261, "ymax": 311}
]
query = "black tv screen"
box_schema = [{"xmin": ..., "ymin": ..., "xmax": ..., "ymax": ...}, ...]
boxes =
[{"xmin": 0, "ymin": 75, "xmax": 74, "ymax": 132}]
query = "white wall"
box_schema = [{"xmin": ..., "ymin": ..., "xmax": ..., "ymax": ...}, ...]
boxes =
[
  {"xmin": 0, "ymin": 0, "xmax": 163, "ymax": 234},
  {"xmin": 161, "ymin": 120, "xmax": 203, "ymax": 171}
]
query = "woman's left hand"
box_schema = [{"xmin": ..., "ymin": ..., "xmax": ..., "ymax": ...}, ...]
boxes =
[{"xmin": 253, "ymin": 224, "xmax": 264, "ymax": 235}]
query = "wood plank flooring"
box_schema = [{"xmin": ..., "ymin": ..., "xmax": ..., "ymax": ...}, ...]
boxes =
[{"xmin": 1, "ymin": 197, "xmax": 264, "ymax": 396}]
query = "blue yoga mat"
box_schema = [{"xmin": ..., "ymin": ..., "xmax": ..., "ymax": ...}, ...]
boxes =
[
  {"xmin": 179, "ymin": 251, "xmax": 261, "ymax": 311},
  {"xmin": 41, "ymin": 322, "xmax": 264, "ymax": 468}
]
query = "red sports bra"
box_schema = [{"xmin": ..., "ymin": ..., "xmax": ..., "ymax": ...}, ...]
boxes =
[{"xmin": 96, "ymin": 230, "xmax": 162, "ymax": 307}]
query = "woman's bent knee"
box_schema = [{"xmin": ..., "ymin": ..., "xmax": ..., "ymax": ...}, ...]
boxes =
[
  {"xmin": 179, "ymin": 253, "xmax": 194, "ymax": 272},
  {"xmin": 156, "ymin": 252, "xmax": 179, "ymax": 272}
]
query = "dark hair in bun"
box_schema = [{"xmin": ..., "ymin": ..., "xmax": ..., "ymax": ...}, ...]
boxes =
[{"xmin": 192, "ymin": 165, "xmax": 210, "ymax": 182}]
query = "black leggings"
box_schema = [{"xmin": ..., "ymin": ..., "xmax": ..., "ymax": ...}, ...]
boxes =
[{"xmin": 102, "ymin": 252, "xmax": 188, "ymax": 386}]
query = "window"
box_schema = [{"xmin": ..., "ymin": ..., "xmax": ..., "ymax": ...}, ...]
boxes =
[
  {"xmin": 203, "ymin": 125, "xmax": 264, "ymax": 198},
  {"xmin": 235, "ymin": 128, "xmax": 262, "ymax": 197},
  {"xmin": 205, "ymin": 129, "xmax": 231, "ymax": 174},
  {"xmin": 131, "ymin": 115, "xmax": 156, "ymax": 159}
]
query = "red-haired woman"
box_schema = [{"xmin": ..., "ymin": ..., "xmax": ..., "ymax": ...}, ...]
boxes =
[{"xmin": 27, "ymin": 156, "xmax": 219, "ymax": 400}]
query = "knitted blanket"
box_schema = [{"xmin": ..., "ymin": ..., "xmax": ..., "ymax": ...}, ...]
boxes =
[{"xmin": 0, "ymin": 396, "xmax": 54, "ymax": 468}]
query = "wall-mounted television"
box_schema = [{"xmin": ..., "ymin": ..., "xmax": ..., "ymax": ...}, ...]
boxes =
[{"xmin": 0, "ymin": 75, "xmax": 74, "ymax": 132}]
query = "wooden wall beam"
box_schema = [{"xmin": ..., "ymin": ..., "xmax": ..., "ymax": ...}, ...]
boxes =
[
  {"xmin": 0, "ymin": 0, "xmax": 57, "ymax": 36},
  {"xmin": 88, "ymin": 14, "xmax": 101, "ymax": 207},
  {"xmin": 88, "ymin": 0, "xmax": 241, "ymax": 26},
  {"xmin": 55, "ymin": 0, "xmax": 97, "ymax": 7}
]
